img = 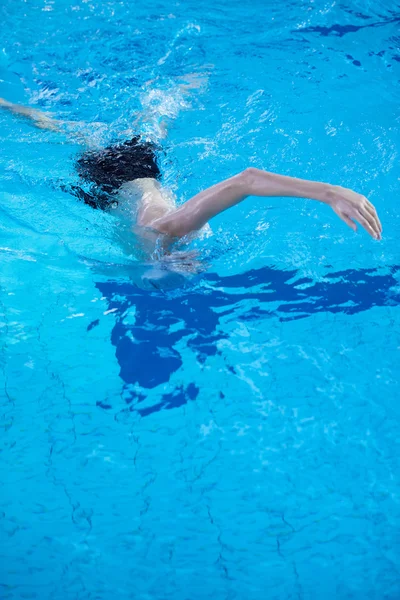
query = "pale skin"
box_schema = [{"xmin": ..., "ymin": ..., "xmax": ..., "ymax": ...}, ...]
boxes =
[{"xmin": 0, "ymin": 97, "xmax": 382, "ymax": 245}]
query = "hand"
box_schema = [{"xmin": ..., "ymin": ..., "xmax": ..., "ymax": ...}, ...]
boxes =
[
  {"xmin": 0, "ymin": 97, "xmax": 12, "ymax": 108},
  {"xmin": 327, "ymin": 185, "xmax": 382, "ymax": 240}
]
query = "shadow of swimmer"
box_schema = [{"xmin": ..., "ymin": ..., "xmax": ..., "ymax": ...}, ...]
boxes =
[{"xmin": 93, "ymin": 264, "xmax": 400, "ymax": 416}]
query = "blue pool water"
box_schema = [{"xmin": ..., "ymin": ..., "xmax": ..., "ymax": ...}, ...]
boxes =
[{"xmin": 1, "ymin": 0, "xmax": 400, "ymax": 598}]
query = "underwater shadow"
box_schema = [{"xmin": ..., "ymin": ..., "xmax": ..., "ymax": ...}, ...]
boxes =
[
  {"xmin": 95, "ymin": 263, "xmax": 400, "ymax": 416},
  {"xmin": 292, "ymin": 14, "xmax": 400, "ymax": 38}
]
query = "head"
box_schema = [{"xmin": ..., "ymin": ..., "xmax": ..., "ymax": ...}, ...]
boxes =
[{"xmin": 76, "ymin": 136, "xmax": 161, "ymax": 194}]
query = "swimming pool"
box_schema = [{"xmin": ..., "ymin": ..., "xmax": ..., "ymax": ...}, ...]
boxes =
[{"xmin": 1, "ymin": 0, "xmax": 399, "ymax": 598}]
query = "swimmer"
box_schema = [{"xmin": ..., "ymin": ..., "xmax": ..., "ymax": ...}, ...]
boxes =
[{"xmin": 0, "ymin": 96, "xmax": 382, "ymax": 252}]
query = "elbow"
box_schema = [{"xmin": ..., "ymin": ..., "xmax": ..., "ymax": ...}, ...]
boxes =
[
  {"xmin": 242, "ymin": 166, "xmax": 265, "ymax": 179},
  {"xmin": 239, "ymin": 167, "xmax": 260, "ymax": 192},
  {"xmin": 242, "ymin": 167, "xmax": 259, "ymax": 177}
]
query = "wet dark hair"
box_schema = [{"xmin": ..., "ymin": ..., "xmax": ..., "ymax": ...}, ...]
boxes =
[{"xmin": 73, "ymin": 136, "xmax": 161, "ymax": 209}]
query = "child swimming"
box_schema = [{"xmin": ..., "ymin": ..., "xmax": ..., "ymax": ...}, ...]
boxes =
[{"xmin": 0, "ymin": 96, "xmax": 382, "ymax": 250}]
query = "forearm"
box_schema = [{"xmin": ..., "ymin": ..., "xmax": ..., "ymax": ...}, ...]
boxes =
[
  {"xmin": 237, "ymin": 168, "xmax": 381, "ymax": 240},
  {"xmin": 245, "ymin": 167, "xmax": 332, "ymax": 204},
  {"xmin": 185, "ymin": 167, "xmax": 333, "ymax": 223}
]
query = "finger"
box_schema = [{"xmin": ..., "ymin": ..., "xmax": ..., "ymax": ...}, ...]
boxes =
[
  {"xmin": 340, "ymin": 213, "xmax": 357, "ymax": 232},
  {"xmin": 364, "ymin": 205, "xmax": 382, "ymax": 237},
  {"xmin": 364, "ymin": 203, "xmax": 382, "ymax": 234},
  {"xmin": 364, "ymin": 198, "xmax": 383, "ymax": 230},
  {"xmin": 356, "ymin": 210, "xmax": 379, "ymax": 239},
  {"xmin": 365, "ymin": 198, "xmax": 377, "ymax": 212},
  {"xmin": 362, "ymin": 202, "xmax": 380, "ymax": 230},
  {"xmin": 361, "ymin": 206, "xmax": 382, "ymax": 239}
]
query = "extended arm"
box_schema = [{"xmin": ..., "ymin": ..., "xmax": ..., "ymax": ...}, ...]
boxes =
[
  {"xmin": 152, "ymin": 167, "xmax": 382, "ymax": 240},
  {"xmin": 0, "ymin": 97, "xmax": 61, "ymax": 131},
  {"xmin": 0, "ymin": 97, "xmax": 95, "ymax": 145}
]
